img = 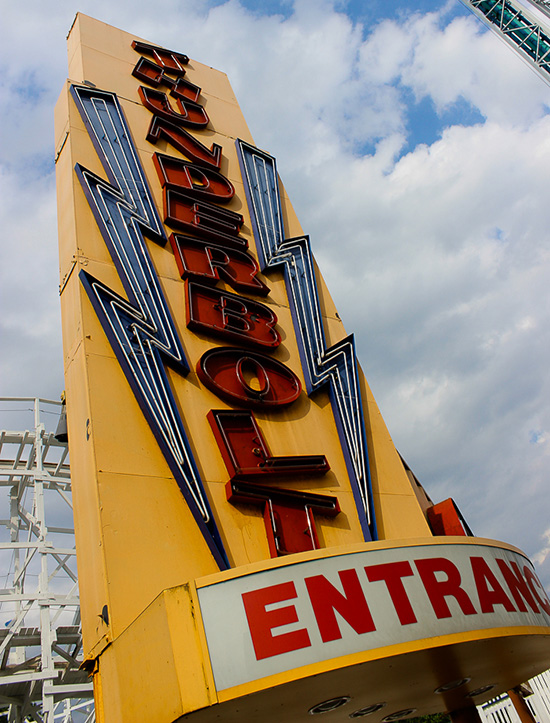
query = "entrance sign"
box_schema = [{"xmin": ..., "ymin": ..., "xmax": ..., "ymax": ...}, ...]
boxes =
[
  {"xmin": 197, "ymin": 541, "xmax": 550, "ymax": 691},
  {"xmin": 55, "ymin": 14, "xmax": 550, "ymax": 723}
]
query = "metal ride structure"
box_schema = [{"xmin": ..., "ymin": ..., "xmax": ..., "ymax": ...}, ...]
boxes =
[
  {"xmin": 0, "ymin": 398, "xmax": 93, "ymax": 722},
  {"xmin": 460, "ymin": 0, "xmax": 550, "ymax": 85},
  {"xmin": 532, "ymin": 0, "xmax": 550, "ymax": 16}
]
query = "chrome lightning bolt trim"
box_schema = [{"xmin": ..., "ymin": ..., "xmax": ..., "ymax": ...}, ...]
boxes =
[
  {"xmin": 237, "ymin": 140, "xmax": 377, "ymax": 541},
  {"xmin": 70, "ymin": 85, "xmax": 228, "ymax": 568}
]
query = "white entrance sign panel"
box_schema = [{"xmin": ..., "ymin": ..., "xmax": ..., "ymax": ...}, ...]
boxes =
[{"xmin": 197, "ymin": 541, "xmax": 550, "ymax": 692}]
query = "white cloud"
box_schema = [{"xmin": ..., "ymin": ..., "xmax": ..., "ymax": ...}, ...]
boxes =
[
  {"xmin": 0, "ymin": 167, "xmax": 62, "ymax": 398},
  {"xmin": 533, "ymin": 528, "xmax": 550, "ymax": 566},
  {"xmin": 361, "ymin": 10, "xmax": 550, "ymax": 125},
  {"xmin": 1, "ymin": 0, "xmax": 550, "ymax": 590}
]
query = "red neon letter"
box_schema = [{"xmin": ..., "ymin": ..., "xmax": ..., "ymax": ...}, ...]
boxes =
[
  {"xmin": 139, "ymin": 86, "xmax": 209, "ymax": 129},
  {"xmin": 364, "ymin": 561, "xmax": 417, "ymax": 625},
  {"xmin": 133, "ymin": 56, "xmax": 172, "ymax": 88},
  {"xmin": 496, "ymin": 559, "xmax": 540, "ymax": 613},
  {"xmin": 132, "ymin": 40, "xmax": 189, "ymax": 74},
  {"xmin": 133, "ymin": 57, "xmax": 205, "ymax": 105},
  {"xmin": 470, "ymin": 557, "xmax": 516, "ymax": 613},
  {"xmin": 156, "ymin": 155, "xmax": 235, "ymax": 205},
  {"xmin": 305, "ymin": 570, "xmax": 376, "ymax": 642},
  {"xmin": 147, "ymin": 115, "xmax": 222, "ymax": 170},
  {"xmin": 164, "ymin": 191, "xmax": 245, "ymax": 248},
  {"xmin": 415, "ymin": 557, "xmax": 477, "ymax": 619},
  {"xmin": 207, "ymin": 409, "xmax": 329, "ymax": 480},
  {"xmin": 264, "ymin": 502, "xmax": 319, "ymax": 557},
  {"xmin": 209, "ymin": 410, "xmax": 334, "ymax": 557},
  {"xmin": 187, "ymin": 282, "xmax": 280, "ymax": 348},
  {"xmin": 242, "ymin": 581, "xmax": 311, "ymax": 660},
  {"xmin": 227, "ymin": 480, "xmax": 338, "ymax": 557},
  {"xmin": 198, "ymin": 348, "xmax": 301, "ymax": 408},
  {"xmin": 170, "ymin": 235, "xmax": 268, "ymax": 295}
]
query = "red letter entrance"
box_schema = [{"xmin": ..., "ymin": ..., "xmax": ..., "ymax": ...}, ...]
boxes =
[{"xmin": 242, "ymin": 582, "xmax": 311, "ymax": 660}]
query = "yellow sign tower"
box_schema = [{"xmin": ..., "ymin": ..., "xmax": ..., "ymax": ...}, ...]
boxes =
[{"xmin": 55, "ymin": 14, "xmax": 550, "ymax": 723}]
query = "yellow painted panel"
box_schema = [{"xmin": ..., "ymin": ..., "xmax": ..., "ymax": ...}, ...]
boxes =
[
  {"xmin": 193, "ymin": 535, "xmax": 527, "ymax": 587},
  {"xmin": 91, "ymin": 562, "xmax": 550, "ymax": 722},
  {"xmin": 63, "ymin": 339, "xmax": 111, "ymax": 658},
  {"xmin": 97, "ymin": 585, "xmax": 214, "ymax": 722},
  {"xmin": 96, "ymin": 468, "xmax": 220, "ymax": 639},
  {"xmin": 359, "ymin": 370, "xmax": 432, "ymax": 538}
]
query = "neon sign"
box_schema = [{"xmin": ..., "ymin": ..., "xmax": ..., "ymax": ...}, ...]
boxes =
[{"xmin": 71, "ymin": 38, "xmax": 377, "ymax": 567}]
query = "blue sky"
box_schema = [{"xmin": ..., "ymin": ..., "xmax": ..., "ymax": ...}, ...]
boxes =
[{"xmin": 1, "ymin": 0, "xmax": 550, "ymax": 590}]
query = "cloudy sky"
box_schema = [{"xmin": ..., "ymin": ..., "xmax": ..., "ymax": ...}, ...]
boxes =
[{"xmin": 1, "ymin": 0, "xmax": 550, "ymax": 587}]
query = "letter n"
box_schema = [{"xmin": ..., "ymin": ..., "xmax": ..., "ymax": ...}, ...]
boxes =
[{"xmin": 305, "ymin": 570, "xmax": 375, "ymax": 642}]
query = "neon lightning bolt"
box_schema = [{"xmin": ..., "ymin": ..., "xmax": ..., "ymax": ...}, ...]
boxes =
[
  {"xmin": 237, "ymin": 140, "xmax": 377, "ymax": 541},
  {"xmin": 71, "ymin": 85, "xmax": 228, "ymax": 568}
]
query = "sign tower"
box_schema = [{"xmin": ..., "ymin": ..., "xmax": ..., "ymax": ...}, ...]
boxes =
[{"xmin": 55, "ymin": 14, "xmax": 550, "ymax": 723}]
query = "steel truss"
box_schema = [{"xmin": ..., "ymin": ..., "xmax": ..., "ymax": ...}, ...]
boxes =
[
  {"xmin": 532, "ymin": 0, "xmax": 550, "ymax": 20},
  {"xmin": 0, "ymin": 398, "xmax": 94, "ymax": 722},
  {"xmin": 460, "ymin": 0, "xmax": 550, "ymax": 85}
]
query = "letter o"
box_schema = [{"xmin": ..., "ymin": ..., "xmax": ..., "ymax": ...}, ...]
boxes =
[
  {"xmin": 197, "ymin": 347, "xmax": 301, "ymax": 407},
  {"xmin": 236, "ymin": 356, "xmax": 271, "ymax": 399}
]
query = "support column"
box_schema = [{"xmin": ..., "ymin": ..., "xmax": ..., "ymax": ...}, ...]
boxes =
[{"xmin": 508, "ymin": 689, "xmax": 537, "ymax": 723}]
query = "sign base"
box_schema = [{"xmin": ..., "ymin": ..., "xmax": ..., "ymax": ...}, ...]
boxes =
[{"xmin": 92, "ymin": 538, "xmax": 550, "ymax": 723}]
